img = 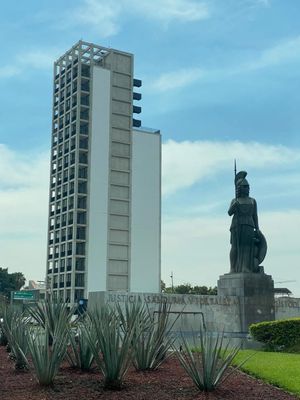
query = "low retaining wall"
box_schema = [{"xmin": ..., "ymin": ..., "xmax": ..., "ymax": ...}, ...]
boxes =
[{"xmin": 89, "ymin": 292, "xmax": 300, "ymax": 332}]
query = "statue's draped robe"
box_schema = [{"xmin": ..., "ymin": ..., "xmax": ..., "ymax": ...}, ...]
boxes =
[{"xmin": 229, "ymin": 197, "xmax": 258, "ymax": 273}]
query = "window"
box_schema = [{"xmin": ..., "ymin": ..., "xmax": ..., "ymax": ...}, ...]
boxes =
[
  {"xmin": 77, "ymin": 212, "xmax": 86, "ymax": 224},
  {"xmin": 61, "ymin": 228, "xmax": 66, "ymax": 241},
  {"xmin": 75, "ymin": 289, "xmax": 84, "ymax": 301},
  {"xmin": 69, "ymin": 167, "xmax": 75, "ymax": 180},
  {"xmin": 75, "ymin": 273, "xmax": 84, "ymax": 287},
  {"xmin": 62, "ymin": 199, "xmax": 67, "ymax": 212},
  {"xmin": 76, "ymin": 227, "xmax": 86, "ymax": 240},
  {"xmin": 66, "ymin": 273, "xmax": 72, "ymax": 286},
  {"xmin": 77, "ymin": 196, "xmax": 87, "ymax": 209},
  {"xmin": 67, "ymin": 242, "xmax": 72, "ymax": 256},
  {"xmin": 60, "ymin": 258, "xmax": 65, "ymax": 272},
  {"xmin": 79, "ymin": 152, "xmax": 88, "ymax": 164},
  {"xmin": 55, "ymin": 230, "xmax": 60, "ymax": 243},
  {"xmin": 78, "ymin": 181, "xmax": 87, "ymax": 194},
  {"xmin": 76, "ymin": 257, "xmax": 85, "ymax": 271},
  {"xmin": 63, "ymin": 184, "xmax": 68, "ymax": 198},
  {"xmin": 78, "ymin": 166, "xmax": 87, "ymax": 179},
  {"xmin": 69, "ymin": 196, "xmax": 74, "ymax": 210},
  {"xmin": 68, "ymin": 211, "xmax": 73, "ymax": 225},
  {"xmin": 62, "ymin": 213, "xmax": 67, "ymax": 227},
  {"xmin": 81, "ymin": 64, "xmax": 90, "ymax": 77},
  {"xmin": 68, "ymin": 227, "xmax": 73, "ymax": 240},
  {"xmin": 69, "ymin": 182, "xmax": 74, "ymax": 195},
  {"xmin": 76, "ymin": 242, "xmax": 85, "ymax": 255},
  {"xmin": 66, "ymin": 258, "xmax": 72, "ymax": 271}
]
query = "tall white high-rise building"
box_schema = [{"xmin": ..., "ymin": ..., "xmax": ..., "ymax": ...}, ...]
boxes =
[{"xmin": 46, "ymin": 41, "xmax": 161, "ymax": 303}]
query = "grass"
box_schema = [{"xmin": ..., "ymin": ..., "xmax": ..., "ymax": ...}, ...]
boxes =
[{"xmin": 233, "ymin": 350, "xmax": 300, "ymax": 396}]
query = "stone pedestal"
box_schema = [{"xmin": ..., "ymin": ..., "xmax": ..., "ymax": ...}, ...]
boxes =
[{"xmin": 217, "ymin": 272, "xmax": 275, "ymax": 333}]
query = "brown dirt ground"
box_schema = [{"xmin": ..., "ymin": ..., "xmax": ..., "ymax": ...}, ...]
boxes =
[{"xmin": 0, "ymin": 346, "xmax": 298, "ymax": 400}]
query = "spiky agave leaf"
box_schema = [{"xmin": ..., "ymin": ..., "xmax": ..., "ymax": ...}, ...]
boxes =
[
  {"xmin": 2, "ymin": 307, "xmax": 29, "ymax": 370},
  {"xmin": 174, "ymin": 328, "xmax": 241, "ymax": 392},
  {"xmin": 85, "ymin": 306, "xmax": 134, "ymax": 390},
  {"xmin": 26, "ymin": 322, "xmax": 69, "ymax": 386},
  {"xmin": 66, "ymin": 318, "xmax": 95, "ymax": 371},
  {"xmin": 133, "ymin": 302, "xmax": 179, "ymax": 371}
]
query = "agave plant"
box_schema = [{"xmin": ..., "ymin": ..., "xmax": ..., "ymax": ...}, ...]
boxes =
[
  {"xmin": 85, "ymin": 305, "xmax": 135, "ymax": 390},
  {"xmin": 26, "ymin": 324, "xmax": 69, "ymax": 386},
  {"xmin": 132, "ymin": 302, "xmax": 178, "ymax": 371},
  {"xmin": 174, "ymin": 328, "xmax": 241, "ymax": 392},
  {"xmin": 25, "ymin": 299, "xmax": 74, "ymax": 385},
  {"xmin": 1, "ymin": 307, "xmax": 29, "ymax": 370},
  {"xmin": 27, "ymin": 298, "xmax": 75, "ymax": 341},
  {"xmin": 66, "ymin": 318, "xmax": 95, "ymax": 371}
]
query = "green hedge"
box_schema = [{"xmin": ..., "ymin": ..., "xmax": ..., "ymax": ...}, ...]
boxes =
[{"xmin": 250, "ymin": 318, "xmax": 300, "ymax": 350}]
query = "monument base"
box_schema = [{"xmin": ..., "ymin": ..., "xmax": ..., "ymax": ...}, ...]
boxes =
[{"xmin": 217, "ymin": 272, "xmax": 275, "ymax": 333}]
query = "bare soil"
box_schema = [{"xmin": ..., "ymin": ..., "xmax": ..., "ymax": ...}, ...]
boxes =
[{"xmin": 0, "ymin": 346, "xmax": 298, "ymax": 400}]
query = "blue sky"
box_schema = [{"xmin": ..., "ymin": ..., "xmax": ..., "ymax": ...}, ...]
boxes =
[{"xmin": 0, "ymin": 0, "xmax": 299, "ymax": 295}]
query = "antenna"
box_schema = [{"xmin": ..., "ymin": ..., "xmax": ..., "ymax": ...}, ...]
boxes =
[{"xmin": 170, "ymin": 271, "xmax": 174, "ymax": 293}]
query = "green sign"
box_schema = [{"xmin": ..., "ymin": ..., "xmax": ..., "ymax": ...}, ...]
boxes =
[{"xmin": 13, "ymin": 291, "xmax": 34, "ymax": 300}]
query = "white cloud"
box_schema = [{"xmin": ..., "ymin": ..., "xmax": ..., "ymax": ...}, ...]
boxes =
[
  {"xmin": 130, "ymin": 0, "xmax": 210, "ymax": 23},
  {"xmin": 0, "ymin": 65, "xmax": 21, "ymax": 78},
  {"xmin": 0, "ymin": 47, "xmax": 62, "ymax": 80},
  {"xmin": 17, "ymin": 48, "xmax": 61, "ymax": 69},
  {"xmin": 70, "ymin": 0, "xmax": 209, "ymax": 36},
  {"xmin": 72, "ymin": 0, "xmax": 122, "ymax": 37},
  {"xmin": 244, "ymin": 35, "xmax": 300, "ymax": 71},
  {"xmin": 0, "ymin": 145, "xmax": 49, "ymax": 280},
  {"xmin": 162, "ymin": 140, "xmax": 300, "ymax": 196},
  {"xmin": 151, "ymin": 68, "xmax": 205, "ymax": 92}
]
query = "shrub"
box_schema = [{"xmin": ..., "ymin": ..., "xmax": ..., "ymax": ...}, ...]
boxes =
[
  {"xmin": 85, "ymin": 306, "xmax": 135, "ymax": 390},
  {"xmin": 131, "ymin": 302, "xmax": 178, "ymax": 371},
  {"xmin": 66, "ymin": 319, "xmax": 95, "ymax": 371},
  {"xmin": 27, "ymin": 324, "xmax": 69, "ymax": 385},
  {"xmin": 1, "ymin": 308, "xmax": 29, "ymax": 370},
  {"xmin": 250, "ymin": 318, "xmax": 300, "ymax": 351},
  {"xmin": 26, "ymin": 299, "xmax": 74, "ymax": 385},
  {"xmin": 174, "ymin": 329, "xmax": 240, "ymax": 392}
]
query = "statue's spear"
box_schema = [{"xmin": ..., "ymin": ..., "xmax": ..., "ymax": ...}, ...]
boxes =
[{"xmin": 234, "ymin": 159, "xmax": 237, "ymax": 198}]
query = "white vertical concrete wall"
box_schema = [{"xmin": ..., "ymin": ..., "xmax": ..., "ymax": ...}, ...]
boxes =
[
  {"xmin": 86, "ymin": 66, "xmax": 111, "ymax": 292},
  {"xmin": 130, "ymin": 130, "xmax": 161, "ymax": 293}
]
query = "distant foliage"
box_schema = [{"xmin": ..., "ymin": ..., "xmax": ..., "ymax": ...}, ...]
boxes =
[
  {"xmin": 161, "ymin": 281, "xmax": 217, "ymax": 295},
  {"xmin": 250, "ymin": 318, "xmax": 300, "ymax": 351},
  {"xmin": 0, "ymin": 267, "xmax": 26, "ymax": 298}
]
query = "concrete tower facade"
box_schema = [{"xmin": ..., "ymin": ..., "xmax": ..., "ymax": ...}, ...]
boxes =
[{"xmin": 46, "ymin": 41, "xmax": 161, "ymax": 303}]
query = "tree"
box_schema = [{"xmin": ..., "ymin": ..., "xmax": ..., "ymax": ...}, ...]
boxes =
[
  {"xmin": 0, "ymin": 268, "xmax": 26, "ymax": 298},
  {"xmin": 161, "ymin": 281, "xmax": 217, "ymax": 295}
]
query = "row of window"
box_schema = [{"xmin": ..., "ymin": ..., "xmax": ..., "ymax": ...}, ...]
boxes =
[
  {"xmin": 48, "ymin": 256, "xmax": 85, "ymax": 272},
  {"xmin": 49, "ymin": 226, "xmax": 86, "ymax": 242},
  {"xmin": 50, "ymin": 195, "xmax": 87, "ymax": 216},
  {"xmin": 55, "ymin": 63, "xmax": 90, "ymax": 84},
  {"xmin": 53, "ymin": 105, "xmax": 89, "ymax": 131},
  {"xmin": 51, "ymin": 151, "xmax": 88, "ymax": 175},
  {"xmin": 52, "ymin": 272, "xmax": 84, "ymax": 287},
  {"xmin": 49, "ymin": 211, "xmax": 87, "ymax": 230},
  {"xmin": 52, "ymin": 138, "xmax": 88, "ymax": 162},
  {"xmin": 53, "ymin": 122, "xmax": 89, "ymax": 145},
  {"xmin": 51, "ymin": 288, "xmax": 85, "ymax": 303},
  {"xmin": 50, "ymin": 181, "xmax": 87, "ymax": 203}
]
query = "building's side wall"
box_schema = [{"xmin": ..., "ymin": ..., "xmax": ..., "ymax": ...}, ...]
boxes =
[
  {"xmin": 86, "ymin": 67, "xmax": 111, "ymax": 293},
  {"xmin": 104, "ymin": 51, "xmax": 134, "ymax": 291},
  {"xmin": 130, "ymin": 130, "xmax": 161, "ymax": 293}
]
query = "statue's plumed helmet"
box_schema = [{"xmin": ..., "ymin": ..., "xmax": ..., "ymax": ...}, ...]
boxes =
[{"xmin": 235, "ymin": 171, "xmax": 249, "ymax": 195}]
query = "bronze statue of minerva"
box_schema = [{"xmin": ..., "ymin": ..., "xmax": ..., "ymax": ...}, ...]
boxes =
[{"xmin": 228, "ymin": 170, "xmax": 267, "ymax": 273}]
